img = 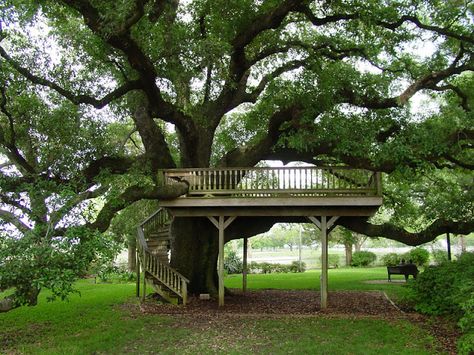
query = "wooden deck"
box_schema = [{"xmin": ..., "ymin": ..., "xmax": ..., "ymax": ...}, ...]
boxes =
[
  {"xmin": 159, "ymin": 166, "xmax": 382, "ymax": 217},
  {"xmin": 155, "ymin": 166, "xmax": 383, "ymax": 308}
]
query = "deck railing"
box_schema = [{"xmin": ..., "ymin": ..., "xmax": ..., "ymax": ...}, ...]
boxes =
[
  {"xmin": 136, "ymin": 208, "xmax": 189, "ymax": 304},
  {"xmin": 161, "ymin": 166, "xmax": 381, "ymax": 197}
]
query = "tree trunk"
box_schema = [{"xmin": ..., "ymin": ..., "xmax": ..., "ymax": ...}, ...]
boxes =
[
  {"xmin": 459, "ymin": 234, "xmax": 467, "ymax": 253},
  {"xmin": 170, "ymin": 217, "xmax": 219, "ymax": 295},
  {"xmin": 344, "ymin": 242, "xmax": 353, "ymax": 266},
  {"xmin": 128, "ymin": 237, "xmax": 137, "ymax": 272}
]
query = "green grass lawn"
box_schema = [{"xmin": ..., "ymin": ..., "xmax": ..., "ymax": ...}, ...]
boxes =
[
  {"xmin": 0, "ymin": 269, "xmax": 439, "ymax": 354},
  {"xmin": 225, "ymin": 267, "xmax": 411, "ymax": 299}
]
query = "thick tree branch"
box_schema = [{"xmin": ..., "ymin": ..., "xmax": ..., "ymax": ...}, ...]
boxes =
[
  {"xmin": 0, "ymin": 193, "xmax": 31, "ymax": 215},
  {"xmin": 0, "ymin": 45, "xmax": 142, "ymax": 109},
  {"xmin": 339, "ymin": 217, "xmax": 474, "ymax": 246},
  {"xmin": 231, "ymin": 0, "xmax": 305, "ymax": 50},
  {"xmin": 379, "ymin": 15, "xmax": 474, "ymax": 45},
  {"xmin": 87, "ymin": 182, "xmax": 188, "ymax": 232},
  {"xmin": 49, "ymin": 185, "xmax": 109, "ymax": 227},
  {"xmin": 219, "ymin": 105, "xmax": 303, "ymax": 167},
  {"xmin": 0, "ymin": 209, "xmax": 30, "ymax": 233},
  {"xmin": 299, "ymin": 6, "xmax": 474, "ymax": 45},
  {"xmin": 60, "ymin": 0, "xmax": 194, "ymax": 137},
  {"xmin": 245, "ymin": 60, "xmax": 306, "ymax": 103}
]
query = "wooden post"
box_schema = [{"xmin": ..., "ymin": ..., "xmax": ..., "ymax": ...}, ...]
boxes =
[
  {"xmin": 447, "ymin": 232, "xmax": 452, "ymax": 261},
  {"xmin": 298, "ymin": 224, "xmax": 302, "ymax": 271},
  {"xmin": 182, "ymin": 279, "xmax": 188, "ymax": 305},
  {"xmin": 208, "ymin": 216, "xmax": 237, "ymax": 307},
  {"xmin": 218, "ymin": 216, "xmax": 225, "ymax": 307},
  {"xmin": 136, "ymin": 249, "xmax": 140, "ymax": 298},
  {"xmin": 375, "ymin": 172, "xmax": 382, "ymax": 196},
  {"xmin": 243, "ymin": 237, "xmax": 248, "ymax": 293},
  {"xmin": 321, "ymin": 216, "xmax": 328, "ymax": 309},
  {"xmin": 142, "ymin": 252, "xmax": 147, "ymax": 302}
]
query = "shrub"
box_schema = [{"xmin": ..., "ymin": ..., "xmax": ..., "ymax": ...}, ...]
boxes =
[
  {"xmin": 224, "ymin": 250, "xmax": 243, "ymax": 274},
  {"xmin": 289, "ymin": 261, "xmax": 306, "ymax": 273},
  {"xmin": 247, "ymin": 261, "xmax": 305, "ymax": 274},
  {"xmin": 407, "ymin": 252, "xmax": 474, "ymax": 354},
  {"xmin": 328, "ymin": 254, "xmax": 340, "ymax": 268},
  {"xmin": 431, "ymin": 249, "xmax": 449, "ymax": 265},
  {"xmin": 351, "ymin": 251, "xmax": 377, "ymax": 267},
  {"xmin": 260, "ymin": 262, "xmax": 273, "ymax": 274},
  {"xmin": 405, "ymin": 247, "xmax": 430, "ymax": 267},
  {"xmin": 381, "ymin": 253, "xmax": 400, "ymax": 267}
]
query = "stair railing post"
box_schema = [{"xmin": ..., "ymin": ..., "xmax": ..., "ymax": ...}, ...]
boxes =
[
  {"xmin": 181, "ymin": 279, "xmax": 187, "ymax": 305},
  {"xmin": 142, "ymin": 252, "xmax": 147, "ymax": 302},
  {"xmin": 136, "ymin": 248, "xmax": 140, "ymax": 298}
]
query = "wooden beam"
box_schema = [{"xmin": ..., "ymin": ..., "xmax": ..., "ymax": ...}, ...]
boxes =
[
  {"xmin": 308, "ymin": 216, "xmax": 321, "ymax": 230},
  {"xmin": 321, "ymin": 216, "xmax": 328, "ymax": 309},
  {"xmin": 160, "ymin": 196, "xmax": 382, "ymax": 208},
  {"xmin": 224, "ymin": 216, "xmax": 237, "ymax": 229},
  {"xmin": 327, "ymin": 216, "xmax": 339, "ymax": 231},
  {"xmin": 243, "ymin": 237, "xmax": 248, "ymax": 293},
  {"xmin": 208, "ymin": 216, "xmax": 219, "ymax": 229},
  {"xmin": 166, "ymin": 206, "xmax": 380, "ymax": 218}
]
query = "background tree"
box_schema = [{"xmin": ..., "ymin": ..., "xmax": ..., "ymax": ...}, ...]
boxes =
[{"xmin": 0, "ymin": 0, "xmax": 473, "ymax": 305}]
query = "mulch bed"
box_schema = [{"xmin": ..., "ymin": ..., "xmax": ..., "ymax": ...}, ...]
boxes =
[
  {"xmin": 138, "ymin": 289, "xmax": 461, "ymax": 354},
  {"xmin": 140, "ymin": 290, "xmax": 402, "ymax": 317}
]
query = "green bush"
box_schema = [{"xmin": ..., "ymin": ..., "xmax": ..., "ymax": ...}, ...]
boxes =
[
  {"xmin": 351, "ymin": 251, "xmax": 377, "ymax": 267},
  {"xmin": 407, "ymin": 252, "xmax": 474, "ymax": 354},
  {"xmin": 381, "ymin": 253, "xmax": 400, "ymax": 267},
  {"xmin": 247, "ymin": 261, "xmax": 305, "ymax": 274},
  {"xmin": 458, "ymin": 285, "xmax": 474, "ymax": 355},
  {"xmin": 431, "ymin": 249, "xmax": 449, "ymax": 265},
  {"xmin": 224, "ymin": 250, "xmax": 243, "ymax": 274},
  {"xmin": 328, "ymin": 254, "xmax": 340, "ymax": 268},
  {"xmin": 289, "ymin": 261, "xmax": 306, "ymax": 273},
  {"xmin": 405, "ymin": 247, "xmax": 430, "ymax": 267}
]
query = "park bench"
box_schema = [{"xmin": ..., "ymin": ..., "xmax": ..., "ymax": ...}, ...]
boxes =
[{"xmin": 387, "ymin": 264, "xmax": 419, "ymax": 281}]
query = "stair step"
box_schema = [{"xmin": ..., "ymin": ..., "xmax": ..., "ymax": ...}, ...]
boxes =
[
  {"xmin": 147, "ymin": 240, "xmax": 169, "ymax": 247},
  {"xmin": 146, "ymin": 276, "xmax": 179, "ymax": 305},
  {"xmin": 149, "ymin": 231, "xmax": 170, "ymax": 238}
]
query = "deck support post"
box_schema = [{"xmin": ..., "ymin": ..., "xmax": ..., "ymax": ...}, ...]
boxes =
[
  {"xmin": 243, "ymin": 237, "xmax": 248, "ymax": 293},
  {"xmin": 208, "ymin": 216, "xmax": 237, "ymax": 306},
  {"xmin": 308, "ymin": 216, "xmax": 339, "ymax": 309},
  {"xmin": 320, "ymin": 216, "xmax": 328, "ymax": 309}
]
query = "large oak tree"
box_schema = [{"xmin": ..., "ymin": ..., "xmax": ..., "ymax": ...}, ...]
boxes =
[{"xmin": 0, "ymin": 0, "xmax": 473, "ymax": 307}]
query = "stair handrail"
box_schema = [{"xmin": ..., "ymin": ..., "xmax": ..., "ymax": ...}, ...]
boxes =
[
  {"xmin": 136, "ymin": 208, "xmax": 189, "ymax": 304},
  {"xmin": 139, "ymin": 208, "xmax": 167, "ymax": 229}
]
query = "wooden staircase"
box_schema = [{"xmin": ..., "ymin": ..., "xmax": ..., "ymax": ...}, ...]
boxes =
[{"xmin": 136, "ymin": 209, "xmax": 188, "ymax": 305}]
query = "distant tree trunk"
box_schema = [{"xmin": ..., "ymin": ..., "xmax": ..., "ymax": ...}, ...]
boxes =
[
  {"xmin": 344, "ymin": 242, "xmax": 353, "ymax": 266},
  {"xmin": 247, "ymin": 239, "xmax": 252, "ymax": 259},
  {"xmin": 460, "ymin": 234, "xmax": 467, "ymax": 253},
  {"xmin": 128, "ymin": 236, "xmax": 136, "ymax": 272}
]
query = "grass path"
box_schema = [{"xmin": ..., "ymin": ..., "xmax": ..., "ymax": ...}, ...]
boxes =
[{"xmin": 0, "ymin": 268, "xmax": 443, "ymax": 354}]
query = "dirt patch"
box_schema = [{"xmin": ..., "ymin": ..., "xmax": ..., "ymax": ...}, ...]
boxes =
[{"xmin": 140, "ymin": 290, "xmax": 403, "ymax": 317}]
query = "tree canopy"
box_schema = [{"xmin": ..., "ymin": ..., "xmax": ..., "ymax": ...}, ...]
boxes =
[{"xmin": 0, "ymin": 0, "xmax": 473, "ymax": 306}]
